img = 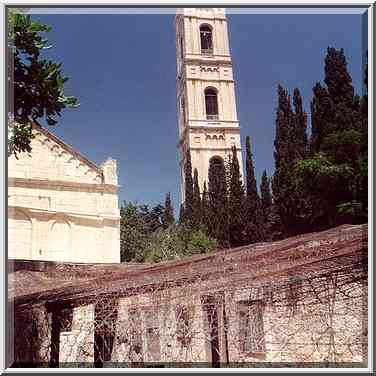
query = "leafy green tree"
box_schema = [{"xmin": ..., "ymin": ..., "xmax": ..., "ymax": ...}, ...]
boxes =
[
  {"xmin": 244, "ymin": 136, "xmax": 264, "ymax": 243},
  {"xmin": 143, "ymin": 226, "xmax": 217, "ymax": 263},
  {"xmin": 8, "ymin": 13, "xmax": 78, "ymax": 158},
  {"xmin": 207, "ymin": 156, "xmax": 229, "ymax": 246},
  {"xmin": 162, "ymin": 192, "xmax": 174, "ymax": 229},
  {"xmin": 192, "ymin": 168, "xmax": 202, "ymax": 228},
  {"xmin": 144, "ymin": 226, "xmax": 185, "ymax": 263},
  {"xmin": 228, "ymin": 145, "xmax": 246, "ymax": 246},
  {"xmin": 120, "ymin": 202, "xmax": 150, "ymax": 262},
  {"xmin": 183, "ymin": 150, "xmax": 194, "ymax": 225}
]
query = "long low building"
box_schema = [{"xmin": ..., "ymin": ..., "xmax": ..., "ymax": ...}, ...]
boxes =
[
  {"xmin": 8, "ymin": 223, "xmax": 368, "ymax": 368},
  {"xmin": 8, "ymin": 123, "xmax": 120, "ymax": 264}
]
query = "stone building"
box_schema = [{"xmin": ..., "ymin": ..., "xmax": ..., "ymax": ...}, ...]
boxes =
[
  {"xmin": 9, "ymin": 224, "xmax": 368, "ymax": 368},
  {"xmin": 8, "ymin": 122, "xmax": 120, "ymax": 263},
  {"xmin": 176, "ymin": 8, "xmax": 243, "ymax": 199}
]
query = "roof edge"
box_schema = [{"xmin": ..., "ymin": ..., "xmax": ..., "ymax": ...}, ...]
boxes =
[{"xmin": 32, "ymin": 122, "xmax": 104, "ymax": 179}]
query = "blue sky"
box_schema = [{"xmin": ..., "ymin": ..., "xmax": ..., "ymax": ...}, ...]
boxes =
[{"xmin": 32, "ymin": 9, "xmax": 366, "ymax": 216}]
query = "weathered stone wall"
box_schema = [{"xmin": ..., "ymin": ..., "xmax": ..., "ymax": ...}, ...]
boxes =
[
  {"xmin": 13, "ymin": 278, "xmax": 366, "ymax": 367},
  {"xmin": 59, "ymin": 305, "xmax": 95, "ymax": 364},
  {"xmin": 106, "ymin": 278, "xmax": 366, "ymax": 366},
  {"xmin": 11, "ymin": 224, "xmax": 367, "ymax": 367}
]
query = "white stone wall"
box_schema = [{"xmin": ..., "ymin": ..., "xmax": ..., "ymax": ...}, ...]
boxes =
[{"xmin": 8, "ymin": 125, "xmax": 120, "ymax": 263}]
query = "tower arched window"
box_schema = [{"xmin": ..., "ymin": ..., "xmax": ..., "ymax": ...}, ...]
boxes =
[
  {"xmin": 200, "ymin": 25, "xmax": 213, "ymax": 54},
  {"xmin": 209, "ymin": 156, "xmax": 224, "ymax": 169},
  {"xmin": 205, "ymin": 87, "xmax": 219, "ymax": 120}
]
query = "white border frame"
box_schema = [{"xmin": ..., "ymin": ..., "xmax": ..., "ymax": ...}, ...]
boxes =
[{"xmin": 1, "ymin": 1, "xmax": 373, "ymax": 373}]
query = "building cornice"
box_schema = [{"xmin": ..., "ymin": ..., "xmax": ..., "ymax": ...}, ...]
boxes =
[
  {"xmin": 189, "ymin": 146, "xmax": 242, "ymax": 152},
  {"xmin": 185, "ymin": 57, "xmax": 232, "ymax": 65},
  {"xmin": 9, "ymin": 204, "xmax": 120, "ymax": 221},
  {"xmin": 189, "ymin": 119, "xmax": 240, "ymax": 126},
  {"xmin": 185, "ymin": 77, "xmax": 235, "ymax": 84},
  {"xmin": 8, "ymin": 177, "xmax": 118, "ymax": 194}
]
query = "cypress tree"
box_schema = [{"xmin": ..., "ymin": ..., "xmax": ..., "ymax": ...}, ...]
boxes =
[
  {"xmin": 245, "ymin": 136, "xmax": 259, "ymax": 201},
  {"xmin": 192, "ymin": 168, "xmax": 202, "ymax": 228},
  {"xmin": 325, "ymin": 47, "xmax": 354, "ymax": 108},
  {"xmin": 228, "ymin": 145, "xmax": 246, "ymax": 247},
  {"xmin": 244, "ymin": 136, "xmax": 264, "ymax": 243},
  {"xmin": 292, "ymin": 88, "xmax": 308, "ymax": 161},
  {"xmin": 310, "ymin": 82, "xmax": 335, "ymax": 153},
  {"xmin": 260, "ymin": 170, "xmax": 272, "ymax": 221},
  {"xmin": 208, "ymin": 156, "xmax": 229, "ymax": 247},
  {"xmin": 184, "ymin": 149, "xmax": 194, "ymax": 225},
  {"xmin": 162, "ymin": 192, "xmax": 174, "ymax": 228},
  {"xmin": 272, "ymin": 85, "xmax": 293, "ymax": 238},
  {"xmin": 178, "ymin": 203, "xmax": 186, "ymax": 226},
  {"xmin": 201, "ymin": 181, "xmax": 210, "ymax": 231}
]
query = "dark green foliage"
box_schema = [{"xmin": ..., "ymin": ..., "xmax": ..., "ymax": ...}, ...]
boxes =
[
  {"xmin": 272, "ymin": 85, "xmax": 294, "ymax": 236},
  {"xmin": 183, "ymin": 150, "xmax": 194, "ymax": 225},
  {"xmin": 260, "ymin": 170, "xmax": 272, "ymax": 221},
  {"xmin": 266, "ymin": 202, "xmax": 283, "ymax": 241},
  {"xmin": 201, "ymin": 181, "xmax": 211, "ymax": 231},
  {"xmin": 162, "ymin": 192, "xmax": 175, "ymax": 229},
  {"xmin": 8, "ymin": 13, "xmax": 78, "ymax": 158},
  {"xmin": 143, "ymin": 204, "xmax": 165, "ymax": 232},
  {"xmin": 228, "ymin": 146, "xmax": 246, "ymax": 246},
  {"xmin": 324, "ymin": 47, "xmax": 354, "ymax": 107},
  {"xmin": 310, "ymin": 83, "xmax": 334, "ymax": 153},
  {"xmin": 294, "ymin": 47, "xmax": 367, "ymax": 230},
  {"xmin": 120, "ymin": 202, "xmax": 151, "ymax": 262},
  {"xmin": 245, "ymin": 136, "xmax": 259, "ymax": 203},
  {"xmin": 192, "ymin": 168, "xmax": 202, "ymax": 228},
  {"xmin": 207, "ymin": 156, "xmax": 229, "ymax": 246},
  {"xmin": 294, "ymin": 155, "xmax": 356, "ymax": 229},
  {"xmin": 272, "ymin": 84, "xmax": 311, "ymax": 237},
  {"xmin": 273, "ymin": 85, "xmax": 292, "ymax": 190},
  {"xmin": 292, "ymin": 88, "xmax": 308, "ymax": 161},
  {"xmin": 244, "ymin": 137, "xmax": 264, "ymax": 243},
  {"xmin": 178, "ymin": 203, "xmax": 186, "ymax": 226}
]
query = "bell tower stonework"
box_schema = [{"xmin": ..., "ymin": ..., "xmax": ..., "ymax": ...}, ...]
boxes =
[{"xmin": 175, "ymin": 8, "xmax": 243, "ymax": 202}]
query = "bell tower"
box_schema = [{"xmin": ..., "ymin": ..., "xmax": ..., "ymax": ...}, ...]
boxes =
[{"xmin": 175, "ymin": 8, "xmax": 243, "ymax": 202}]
